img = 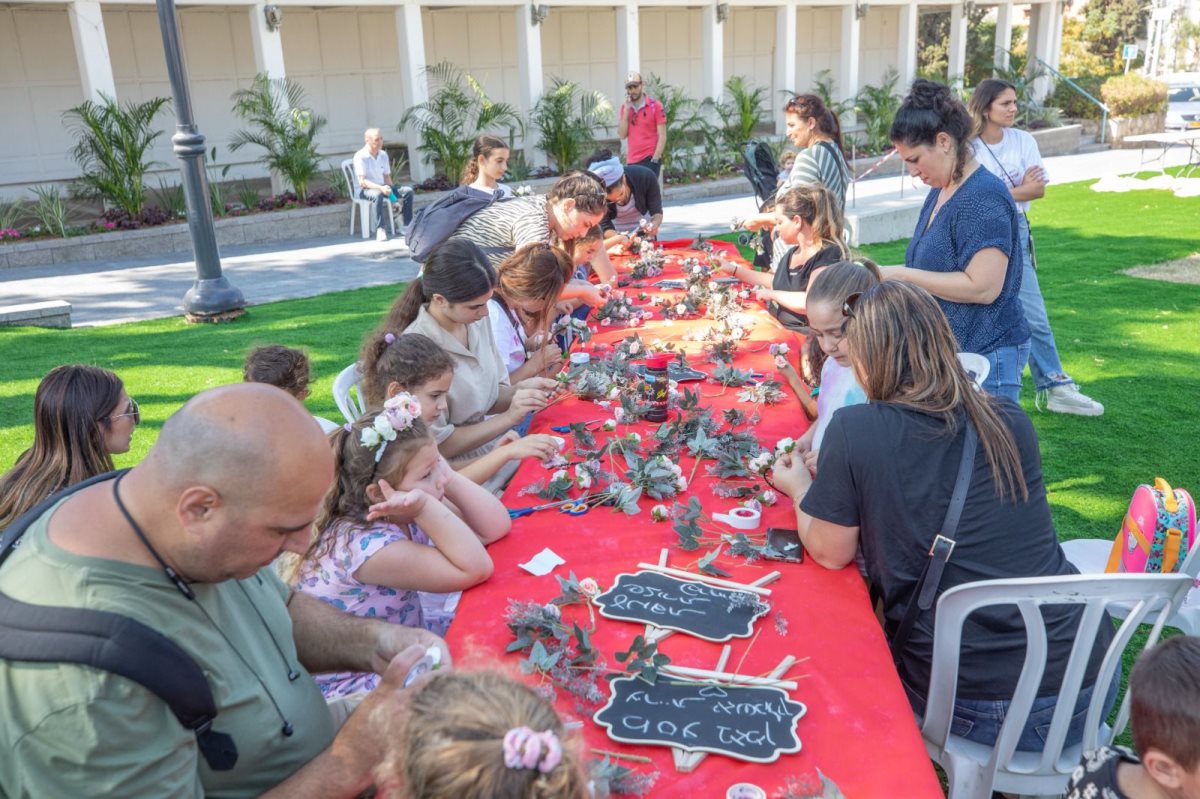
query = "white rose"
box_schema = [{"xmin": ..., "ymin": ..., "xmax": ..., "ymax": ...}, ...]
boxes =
[
  {"xmin": 674, "ymin": 476, "xmax": 688, "ymax": 492},
  {"xmin": 607, "ymin": 387, "xmax": 621, "ymax": 400},
  {"xmin": 374, "ymin": 415, "xmax": 397, "ymax": 440},
  {"xmin": 651, "ymin": 504, "xmax": 669, "ymax": 522},
  {"xmin": 628, "ymin": 342, "xmax": 641, "ymax": 354},
  {"xmin": 761, "ymin": 490, "xmax": 778, "ymax": 505},
  {"xmin": 602, "ymin": 419, "xmax": 617, "ymax": 431},
  {"xmin": 600, "ymin": 317, "xmax": 612, "ymax": 327},
  {"xmin": 360, "ymin": 427, "xmax": 382, "ymax": 448},
  {"xmin": 675, "ymin": 303, "xmax": 688, "ymax": 315},
  {"xmin": 576, "ymin": 472, "xmax": 593, "ymax": 489},
  {"xmin": 776, "ymin": 437, "xmax": 796, "ymax": 454},
  {"xmin": 551, "ymin": 469, "xmax": 569, "ymax": 482}
]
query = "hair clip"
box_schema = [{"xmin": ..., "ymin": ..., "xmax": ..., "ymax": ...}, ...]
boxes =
[
  {"xmin": 502, "ymin": 727, "xmax": 562, "ymax": 774},
  {"xmin": 384, "ymin": 332, "xmax": 396, "ymax": 344},
  {"xmin": 343, "ymin": 422, "xmax": 353, "ymax": 433},
  {"xmin": 359, "ymin": 393, "xmax": 422, "ymax": 462}
]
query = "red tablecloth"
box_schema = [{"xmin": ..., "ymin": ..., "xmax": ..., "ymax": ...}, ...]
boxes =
[{"xmin": 446, "ymin": 244, "xmax": 942, "ymax": 797}]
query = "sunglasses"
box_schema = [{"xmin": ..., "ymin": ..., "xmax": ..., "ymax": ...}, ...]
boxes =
[
  {"xmin": 842, "ymin": 292, "xmax": 863, "ymax": 319},
  {"xmin": 106, "ymin": 397, "xmax": 141, "ymax": 425}
]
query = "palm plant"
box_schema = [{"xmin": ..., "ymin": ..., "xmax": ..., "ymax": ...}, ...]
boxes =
[
  {"xmin": 0, "ymin": 200, "xmax": 25, "ymax": 231},
  {"xmin": 531, "ymin": 78, "xmax": 614, "ymax": 173},
  {"xmin": 855, "ymin": 69, "xmax": 902, "ymax": 154},
  {"xmin": 810, "ymin": 69, "xmax": 855, "ymax": 119},
  {"xmin": 153, "ymin": 179, "xmax": 187, "ymax": 218},
  {"xmin": 715, "ymin": 76, "xmax": 768, "ymax": 155},
  {"xmin": 230, "ymin": 74, "xmax": 327, "ymax": 203},
  {"xmin": 643, "ymin": 74, "xmax": 707, "ymax": 175},
  {"xmin": 400, "ymin": 62, "xmax": 522, "ymax": 181},
  {"xmin": 63, "ymin": 94, "xmax": 169, "ymax": 218}
]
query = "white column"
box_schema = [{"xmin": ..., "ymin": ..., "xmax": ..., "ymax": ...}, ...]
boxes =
[
  {"xmin": 249, "ymin": 4, "xmax": 287, "ymax": 80},
  {"xmin": 701, "ymin": 3, "xmax": 724, "ymax": 104},
  {"xmin": 897, "ymin": 0, "xmax": 919, "ymax": 92},
  {"xmin": 1029, "ymin": 1, "xmax": 1055, "ymax": 100},
  {"xmin": 69, "ymin": 0, "xmax": 116, "ymax": 103},
  {"xmin": 395, "ymin": 4, "xmax": 432, "ymax": 181},
  {"xmin": 774, "ymin": 4, "xmax": 797, "ymax": 134},
  {"xmin": 1048, "ymin": 0, "xmax": 1065, "ymax": 73},
  {"xmin": 615, "ymin": 3, "xmax": 640, "ymax": 80},
  {"xmin": 839, "ymin": 5, "xmax": 861, "ymax": 126},
  {"xmin": 993, "ymin": 1, "xmax": 1014, "ymax": 74},
  {"xmin": 516, "ymin": 5, "xmax": 546, "ymax": 166},
  {"xmin": 947, "ymin": 3, "xmax": 968, "ymax": 88}
]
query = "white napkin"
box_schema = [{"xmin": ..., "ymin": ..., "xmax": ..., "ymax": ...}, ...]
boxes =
[{"xmin": 519, "ymin": 547, "xmax": 565, "ymax": 576}]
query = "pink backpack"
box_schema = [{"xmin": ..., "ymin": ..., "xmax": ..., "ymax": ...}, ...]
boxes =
[{"xmin": 1105, "ymin": 478, "xmax": 1197, "ymax": 574}]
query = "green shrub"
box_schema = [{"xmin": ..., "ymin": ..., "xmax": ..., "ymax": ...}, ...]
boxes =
[
  {"xmin": 63, "ymin": 94, "xmax": 170, "ymax": 218},
  {"xmin": 856, "ymin": 69, "xmax": 902, "ymax": 155},
  {"xmin": 399, "ymin": 63, "xmax": 521, "ymax": 182},
  {"xmin": 1100, "ymin": 74, "xmax": 1168, "ymax": 118},
  {"xmin": 715, "ymin": 76, "xmax": 769, "ymax": 155},
  {"xmin": 230, "ymin": 74, "xmax": 327, "ymax": 203},
  {"xmin": 531, "ymin": 78, "xmax": 613, "ymax": 172},
  {"xmin": 1051, "ymin": 73, "xmax": 1111, "ymax": 120},
  {"xmin": 643, "ymin": 74, "xmax": 707, "ymax": 175}
]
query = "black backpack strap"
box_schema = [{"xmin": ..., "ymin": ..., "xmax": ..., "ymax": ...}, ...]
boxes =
[
  {"xmin": 0, "ymin": 471, "xmax": 238, "ymax": 771},
  {"xmin": 890, "ymin": 421, "xmax": 978, "ymax": 664},
  {"xmin": 0, "ymin": 469, "xmax": 126, "ymax": 568}
]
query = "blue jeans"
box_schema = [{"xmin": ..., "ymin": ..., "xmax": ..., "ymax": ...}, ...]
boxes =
[
  {"xmin": 1016, "ymin": 215, "xmax": 1073, "ymax": 392},
  {"xmin": 905, "ymin": 667, "xmax": 1120, "ymax": 751},
  {"xmin": 981, "ymin": 341, "xmax": 1031, "ymax": 404}
]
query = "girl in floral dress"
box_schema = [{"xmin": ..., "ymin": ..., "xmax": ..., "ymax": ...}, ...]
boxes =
[{"xmin": 292, "ymin": 394, "xmax": 510, "ymax": 699}]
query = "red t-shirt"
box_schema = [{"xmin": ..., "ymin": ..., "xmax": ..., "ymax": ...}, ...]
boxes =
[{"xmin": 621, "ymin": 96, "xmax": 666, "ymax": 163}]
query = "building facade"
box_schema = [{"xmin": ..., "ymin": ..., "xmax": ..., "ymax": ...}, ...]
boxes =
[{"xmin": 0, "ymin": 0, "xmax": 1066, "ymax": 198}]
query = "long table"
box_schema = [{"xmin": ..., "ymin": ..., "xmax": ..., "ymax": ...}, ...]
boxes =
[{"xmin": 446, "ymin": 241, "xmax": 943, "ymax": 797}]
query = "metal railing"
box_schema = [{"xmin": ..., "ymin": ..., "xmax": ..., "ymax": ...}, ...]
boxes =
[{"xmin": 1035, "ymin": 57, "xmax": 1110, "ymax": 144}]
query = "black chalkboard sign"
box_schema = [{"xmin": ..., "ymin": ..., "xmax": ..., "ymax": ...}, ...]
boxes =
[
  {"xmin": 593, "ymin": 571, "xmax": 769, "ymax": 642},
  {"xmin": 594, "ymin": 676, "xmax": 806, "ymax": 763}
]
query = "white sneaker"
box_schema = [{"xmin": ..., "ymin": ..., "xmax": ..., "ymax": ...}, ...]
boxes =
[
  {"xmin": 376, "ymin": 227, "xmax": 388, "ymax": 242},
  {"xmin": 1038, "ymin": 383, "xmax": 1104, "ymax": 417}
]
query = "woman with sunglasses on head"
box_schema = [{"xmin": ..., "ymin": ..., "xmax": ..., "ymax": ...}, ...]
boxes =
[
  {"xmin": 968, "ymin": 79, "xmax": 1103, "ymax": 416},
  {"xmin": 878, "ymin": 79, "xmax": 1030, "ymax": 403},
  {"xmin": 776, "ymin": 94, "xmax": 852, "ymax": 211},
  {"xmin": 0, "ymin": 365, "xmax": 138, "ymax": 532},
  {"xmin": 769, "ymin": 281, "xmax": 1116, "ymax": 752}
]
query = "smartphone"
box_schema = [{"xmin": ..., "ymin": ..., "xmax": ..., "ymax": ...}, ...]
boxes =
[{"xmin": 764, "ymin": 527, "xmax": 804, "ymax": 563}]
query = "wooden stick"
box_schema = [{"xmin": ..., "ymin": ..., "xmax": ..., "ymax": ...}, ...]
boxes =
[
  {"xmin": 590, "ymin": 748, "xmax": 653, "ymax": 764},
  {"xmin": 635, "ymin": 562, "xmax": 773, "ymax": 596},
  {"xmin": 659, "ymin": 664, "xmax": 798, "ymax": 690},
  {"xmin": 732, "ymin": 626, "xmax": 763, "ymax": 679},
  {"xmin": 715, "ymin": 644, "xmax": 732, "ymax": 673}
]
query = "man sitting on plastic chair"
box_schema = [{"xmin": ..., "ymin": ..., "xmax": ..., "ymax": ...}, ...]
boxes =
[{"xmin": 353, "ymin": 127, "xmax": 414, "ymax": 242}]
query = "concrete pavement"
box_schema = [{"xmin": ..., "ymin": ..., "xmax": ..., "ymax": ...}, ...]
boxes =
[{"xmin": 0, "ymin": 145, "xmax": 1192, "ymax": 328}]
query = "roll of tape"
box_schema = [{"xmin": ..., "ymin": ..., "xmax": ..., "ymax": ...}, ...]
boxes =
[
  {"xmin": 712, "ymin": 506, "xmax": 761, "ymax": 530},
  {"xmin": 726, "ymin": 784, "xmax": 767, "ymax": 799}
]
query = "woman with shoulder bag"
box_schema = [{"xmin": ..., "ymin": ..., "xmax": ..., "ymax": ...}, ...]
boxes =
[
  {"xmin": 969, "ymin": 80, "xmax": 1103, "ymax": 416},
  {"xmin": 769, "ymin": 281, "xmax": 1116, "ymax": 750}
]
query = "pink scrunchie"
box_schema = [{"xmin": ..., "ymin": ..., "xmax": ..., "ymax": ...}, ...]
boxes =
[{"xmin": 502, "ymin": 727, "xmax": 563, "ymax": 774}]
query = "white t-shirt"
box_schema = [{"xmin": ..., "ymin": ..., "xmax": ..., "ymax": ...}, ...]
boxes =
[
  {"xmin": 812, "ymin": 357, "xmax": 868, "ymax": 450},
  {"xmin": 487, "ymin": 299, "xmax": 527, "ymax": 375},
  {"xmin": 612, "ymin": 193, "xmax": 646, "ymax": 233},
  {"xmin": 972, "ymin": 128, "xmax": 1045, "ymax": 213},
  {"xmin": 353, "ymin": 146, "xmax": 390, "ymax": 187},
  {"xmin": 468, "ymin": 182, "xmax": 514, "ymax": 200}
]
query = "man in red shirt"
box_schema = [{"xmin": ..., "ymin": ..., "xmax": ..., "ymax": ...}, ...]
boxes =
[{"xmin": 617, "ymin": 72, "xmax": 667, "ymax": 178}]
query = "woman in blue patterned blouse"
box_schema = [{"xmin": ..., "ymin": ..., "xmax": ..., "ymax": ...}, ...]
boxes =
[{"xmin": 879, "ymin": 79, "xmax": 1031, "ymax": 402}]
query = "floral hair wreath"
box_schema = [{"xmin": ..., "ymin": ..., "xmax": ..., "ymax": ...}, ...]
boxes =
[{"xmin": 359, "ymin": 393, "xmax": 423, "ymax": 462}]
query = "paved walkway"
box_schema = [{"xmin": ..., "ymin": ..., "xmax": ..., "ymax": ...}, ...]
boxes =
[{"xmin": 0, "ymin": 145, "xmax": 1191, "ymax": 327}]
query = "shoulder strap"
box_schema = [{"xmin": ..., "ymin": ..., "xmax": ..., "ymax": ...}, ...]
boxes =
[
  {"xmin": 890, "ymin": 421, "xmax": 978, "ymax": 662},
  {"xmin": 0, "ymin": 470, "xmax": 238, "ymax": 771}
]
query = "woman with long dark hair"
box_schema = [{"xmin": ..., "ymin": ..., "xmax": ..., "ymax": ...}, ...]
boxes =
[
  {"xmin": 378, "ymin": 238, "xmax": 558, "ymax": 465},
  {"xmin": 0, "ymin": 365, "xmax": 137, "ymax": 531},
  {"xmin": 968, "ymin": 79, "xmax": 1102, "ymax": 416},
  {"xmin": 880, "ymin": 79, "xmax": 1030, "ymax": 402},
  {"xmin": 776, "ymin": 93, "xmax": 852, "ymax": 210},
  {"xmin": 770, "ymin": 281, "xmax": 1114, "ymax": 751}
]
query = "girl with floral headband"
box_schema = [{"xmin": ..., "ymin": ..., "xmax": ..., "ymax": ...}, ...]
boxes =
[
  {"xmin": 291, "ymin": 394, "xmax": 510, "ymax": 699},
  {"xmin": 373, "ymin": 670, "xmax": 587, "ymax": 799}
]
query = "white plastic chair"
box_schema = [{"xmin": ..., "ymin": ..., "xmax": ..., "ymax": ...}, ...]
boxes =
[
  {"xmin": 1061, "ymin": 535, "xmax": 1200, "ymax": 634},
  {"xmin": 341, "ymin": 158, "xmax": 394, "ymax": 239},
  {"xmin": 921, "ymin": 572, "xmax": 1194, "ymax": 799},
  {"xmin": 956, "ymin": 352, "xmax": 990, "ymax": 388},
  {"xmin": 332, "ymin": 362, "xmax": 367, "ymax": 424}
]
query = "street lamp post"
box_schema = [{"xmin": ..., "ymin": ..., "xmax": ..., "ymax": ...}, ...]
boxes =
[{"xmin": 155, "ymin": 0, "xmax": 245, "ymax": 319}]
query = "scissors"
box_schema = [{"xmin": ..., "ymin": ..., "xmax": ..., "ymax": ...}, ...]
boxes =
[
  {"xmin": 507, "ymin": 497, "xmax": 579, "ymax": 519},
  {"xmin": 560, "ymin": 498, "xmax": 592, "ymax": 516}
]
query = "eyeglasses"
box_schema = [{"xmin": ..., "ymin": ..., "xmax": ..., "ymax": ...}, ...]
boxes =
[
  {"xmin": 842, "ymin": 292, "xmax": 863, "ymax": 319},
  {"xmin": 106, "ymin": 397, "xmax": 141, "ymax": 425}
]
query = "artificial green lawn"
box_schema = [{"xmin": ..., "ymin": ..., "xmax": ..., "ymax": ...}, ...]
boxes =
[{"xmin": 3, "ymin": 175, "xmax": 1198, "ymax": 549}]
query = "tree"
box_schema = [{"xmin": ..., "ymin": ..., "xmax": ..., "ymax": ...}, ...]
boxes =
[
  {"xmin": 1082, "ymin": 0, "xmax": 1148, "ymax": 63},
  {"xmin": 917, "ymin": 6, "xmax": 992, "ymax": 85},
  {"xmin": 64, "ymin": 94, "xmax": 170, "ymax": 218},
  {"xmin": 229, "ymin": 75, "xmax": 327, "ymax": 203},
  {"xmin": 399, "ymin": 62, "xmax": 522, "ymax": 181}
]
